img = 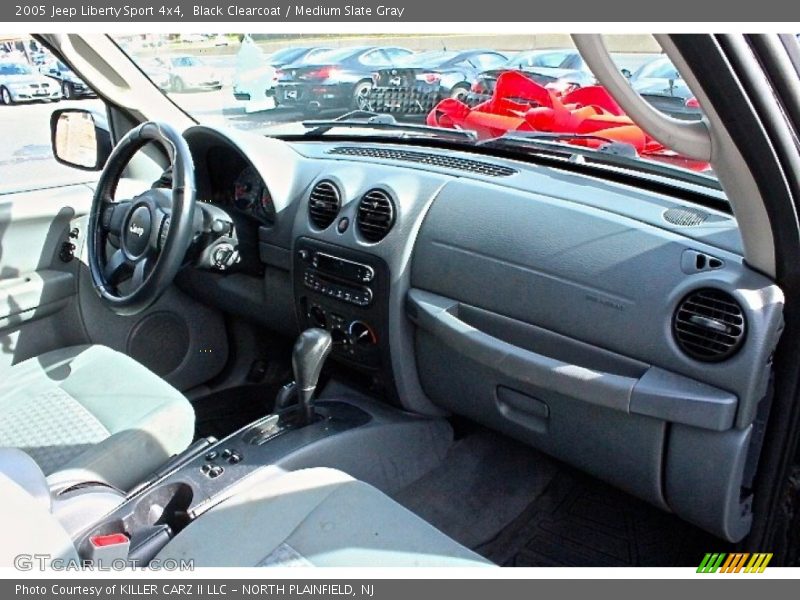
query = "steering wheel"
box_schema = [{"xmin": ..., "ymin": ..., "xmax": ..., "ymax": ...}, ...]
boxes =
[{"xmin": 87, "ymin": 121, "xmax": 196, "ymax": 316}]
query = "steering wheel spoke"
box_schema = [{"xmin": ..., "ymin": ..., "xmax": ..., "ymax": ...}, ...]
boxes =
[
  {"xmin": 152, "ymin": 207, "xmax": 172, "ymax": 253},
  {"xmin": 101, "ymin": 201, "xmax": 132, "ymax": 237},
  {"xmin": 104, "ymin": 249, "xmax": 132, "ymax": 284},
  {"xmin": 130, "ymin": 256, "xmax": 152, "ymax": 289}
]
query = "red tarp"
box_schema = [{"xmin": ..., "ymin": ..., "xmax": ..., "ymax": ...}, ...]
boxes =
[{"xmin": 427, "ymin": 70, "xmax": 710, "ymax": 172}]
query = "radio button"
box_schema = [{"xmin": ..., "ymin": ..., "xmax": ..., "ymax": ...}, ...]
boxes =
[{"xmin": 359, "ymin": 266, "xmax": 375, "ymax": 283}]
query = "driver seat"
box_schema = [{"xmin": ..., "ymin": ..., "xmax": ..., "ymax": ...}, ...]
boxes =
[{"xmin": 0, "ymin": 344, "xmax": 195, "ymax": 492}]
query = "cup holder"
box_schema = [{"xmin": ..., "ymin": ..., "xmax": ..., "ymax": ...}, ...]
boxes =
[{"xmin": 132, "ymin": 481, "xmax": 194, "ymax": 532}]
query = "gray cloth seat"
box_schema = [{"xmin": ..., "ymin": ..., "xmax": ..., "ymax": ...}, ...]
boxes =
[
  {"xmin": 0, "ymin": 344, "xmax": 195, "ymax": 492},
  {"xmin": 158, "ymin": 467, "xmax": 493, "ymax": 567},
  {"xmin": 0, "ymin": 466, "xmax": 492, "ymax": 568}
]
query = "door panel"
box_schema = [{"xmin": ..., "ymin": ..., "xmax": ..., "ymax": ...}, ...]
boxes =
[
  {"xmin": 0, "ymin": 181, "xmax": 229, "ymax": 391},
  {"xmin": 0, "ymin": 184, "xmax": 91, "ymax": 369}
]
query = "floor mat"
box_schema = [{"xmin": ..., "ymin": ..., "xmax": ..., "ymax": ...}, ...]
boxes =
[
  {"xmin": 393, "ymin": 430, "xmax": 559, "ymax": 549},
  {"xmin": 192, "ymin": 383, "xmax": 281, "ymax": 440},
  {"xmin": 479, "ymin": 468, "xmax": 726, "ymax": 567}
]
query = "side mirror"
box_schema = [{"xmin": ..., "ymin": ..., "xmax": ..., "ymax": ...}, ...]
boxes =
[
  {"xmin": 50, "ymin": 108, "xmax": 112, "ymax": 171},
  {"xmin": 621, "ymin": 68, "xmax": 632, "ymax": 79}
]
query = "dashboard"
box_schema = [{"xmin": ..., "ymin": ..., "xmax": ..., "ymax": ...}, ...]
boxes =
[{"xmin": 179, "ymin": 124, "xmax": 783, "ymax": 544}]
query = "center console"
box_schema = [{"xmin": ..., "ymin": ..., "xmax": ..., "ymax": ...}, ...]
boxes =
[
  {"xmin": 74, "ymin": 399, "xmax": 372, "ymax": 563},
  {"xmin": 293, "ymin": 237, "xmax": 393, "ymax": 389}
]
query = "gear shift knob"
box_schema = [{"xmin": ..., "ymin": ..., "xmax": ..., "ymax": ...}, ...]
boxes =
[{"xmin": 292, "ymin": 328, "xmax": 332, "ymax": 423}]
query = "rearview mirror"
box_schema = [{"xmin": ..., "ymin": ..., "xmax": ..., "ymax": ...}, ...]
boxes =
[{"xmin": 50, "ymin": 108, "xmax": 112, "ymax": 171}]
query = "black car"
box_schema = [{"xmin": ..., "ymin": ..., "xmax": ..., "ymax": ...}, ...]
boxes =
[
  {"xmin": 369, "ymin": 49, "xmax": 508, "ymax": 115},
  {"xmin": 233, "ymin": 46, "xmax": 331, "ymax": 101},
  {"xmin": 629, "ymin": 56, "xmax": 702, "ymax": 121},
  {"xmin": 467, "ymin": 49, "xmax": 597, "ymax": 105},
  {"xmin": 268, "ymin": 46, "xmax": 332, "ymax": 69},
  {"xmin": 274, "ymin": 45, "xmax": 413, "ymax": 113},
  {"xmin": 40, "ymin": 59, "xmax": 95, "ymax": 99}
]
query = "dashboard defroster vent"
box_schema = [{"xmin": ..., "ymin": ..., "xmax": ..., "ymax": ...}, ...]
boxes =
[
  {"xmin": 663, "ymin": 207, "xmax": 709, "ymax": 226},
  {"xmin": 328, "ymin": 146, "xmax": 517, "ymax": 177},
  {"xmin": 308, "ymin": 180, "xmax": 341, "ymax": 230},
  {"xmin": 673, "ymin": 289, "xmax": 746, "ymax": 362},
  {"xmin": 356, "ymin": 189, "xmax": 395, "ymax": 242}
]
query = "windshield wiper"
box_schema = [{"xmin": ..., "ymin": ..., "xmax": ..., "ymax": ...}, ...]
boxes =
[
  {"xmin": 479, "ymin": 131, "xmax": 722, "ymax": 191},
  {"xmin": 301, "ymin": 110, "xmax": 478, "ymax": 141}
]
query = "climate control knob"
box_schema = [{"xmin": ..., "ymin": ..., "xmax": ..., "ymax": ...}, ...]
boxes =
[{"xmin": 348, "ymin": 321, "xmax": 377, "ymax": 346}]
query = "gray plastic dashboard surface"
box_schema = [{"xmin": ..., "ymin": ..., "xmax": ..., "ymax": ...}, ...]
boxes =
[
  {"xmin": 411, "ymin": 178, "xmax": 784, "ymax": 429},
  {"xmin": 178, "ymin": 130, "xmax": 783, "ymax": 427},
  {"xmin": 174, "ymin": 129, "xmax": 785, "ymax": 541}
]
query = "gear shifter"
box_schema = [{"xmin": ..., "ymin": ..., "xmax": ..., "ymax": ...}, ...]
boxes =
[{"xmin": 292, "ymin": 328, "xmax": 332, "ymax": 424}]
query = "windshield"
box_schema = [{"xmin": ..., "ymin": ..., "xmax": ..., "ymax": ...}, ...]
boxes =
[
  {"xmin": 268, "ymin": 47, "xmax": 307, "ymax": 63},
  {"xmin": 111, "ymin": 34, "xmax": 717, "ymax": 185},
  {"xmin": 395, "ymin": 51, "xmax": 458, "ymax": 67},
  {"xmin": 632, "ymin": 57, "xmax": 680, "ymax": 80},
  {"xmin": 0, "ymin": 63, "xmax": 33, "ymax": 75},
  {"xmin": 510, "ymin": 50, "xmax": 576, "ymax": 69},
  {"xmin": 171, "ymin": 56, "xmax": 202, "ymax": 67},
  {"xmin": 306, "ymin": 46, "xmax": 364, "ymax": 63}
]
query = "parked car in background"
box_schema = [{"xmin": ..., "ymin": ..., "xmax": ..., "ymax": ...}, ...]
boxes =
[
  {"xmin": 0, "ymin": 61, "xmax": 61, "ymax": 105},
  {"xmin": 275, "ymin": 45, "xmax": 413, "ymax": 113},
  {"xmin": 212, "ymin": 34, "xmax": 233, "ymax": 47},
  {"xmin": 629, "ymin": 55, "xmax": 702, "ymax": 120},
  {"xmin": 267, "ymin": 46, "xmax": 332, "ymax": 69},
  {"xmin": 369, "ymin": 49, "xmax": 507, "ymax": 115},
  {"xmin": 179, "ymin": 33, "xmax": 208, "ymax": 44},
  {"xmin": 139, "ymin": 58, "xmax": 173, "ymax": 92},
  {"xmin": 468, "ymin": 48, "xmax": 598, "ymax": 105},
  {"xmin": 39, "ymin": 59, "xmax": 96, "ymax": 99},
  {"xmin": 157, "ymin": 55, "xmax": 222, "ymax": 92},
  {"xmin": 233, "ymin": 42, "xmax": 331, "ymax": 101}
]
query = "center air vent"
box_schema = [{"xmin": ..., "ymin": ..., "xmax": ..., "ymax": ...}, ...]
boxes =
[
  {"xmin": 356, "ymin": 189, "xmax": 395, "ymax": 242},
  {"xmin": 308, "ymin": 180, "xmax": 341, "ymax": 230},
  {"xmin": 673, "ymin": 288, "xmax": 746, "ymax": 362}
]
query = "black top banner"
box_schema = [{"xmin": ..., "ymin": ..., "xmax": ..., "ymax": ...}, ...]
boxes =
[{"xmin": 4, "ymin": 0, "xmax": 800, "ymax": 22}]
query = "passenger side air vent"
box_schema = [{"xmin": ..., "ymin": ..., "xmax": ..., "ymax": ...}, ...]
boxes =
[
  {"xmin": 328, "ymin": 146, "xmax": 517, "ymax": 177},
  {"xmin": 663, "ymin": 207, "xmax": 709, "ymax": 226},
  {"xmin": 673, "ymin": 289, "xmax": 746, "ymax": 362},
  {"xmin": 356, "ymin": 189, "xmax": 395, "ymax": 242},
  {"xmin": 308, "ymin": 180, "xmax": 341, "ymax": 230}
]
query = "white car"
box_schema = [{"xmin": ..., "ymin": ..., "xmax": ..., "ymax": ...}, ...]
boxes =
[
  {"xmin": 157, "ymin": 55, "xmax": 222, "ymax": 92},
  {"xmin": 0, "ymin": 61, "xmax": 61, "ymax": 104}
]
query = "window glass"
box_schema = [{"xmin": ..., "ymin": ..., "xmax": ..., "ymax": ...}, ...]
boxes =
[
  {"xmin": 359, "ymin": 50, "xmax": 391, "ymax": 66},
  {"xmin": 0, "ymin": 35, "xmax": 102, "ymax": 192},
  {"xmin": 103, "ymin": 33, "xmax": 717, "ymax": 185}
]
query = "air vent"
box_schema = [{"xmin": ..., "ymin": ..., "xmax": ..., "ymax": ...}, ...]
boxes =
[
  {"xmin": 356, "ymin": 189, "xmax": 395, "ymax": 242},
  {"xmin": 308, "ymin": 180, "xmax": 341, "ymax": 230},
  {"xmin": 328, "ymin": 146, "xmax": 517, "ymax": 177},
  {"xmin": 663, "ymin": 207, "xmax": 709, "ymax": 227},
  {"xmin": 673, "ymin": 289, "xmax": 746, "ymax": 362}
]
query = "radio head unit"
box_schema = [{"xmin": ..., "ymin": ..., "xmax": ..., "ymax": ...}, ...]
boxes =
[{"xmin": 310, "ymin": 252, "xmax": 375, "ymax": 284}]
